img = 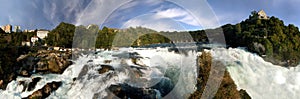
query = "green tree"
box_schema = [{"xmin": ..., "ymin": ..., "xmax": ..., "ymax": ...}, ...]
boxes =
[{"xmin": 45, "ymin": 22, "xmax": 75, "ymax": 48}]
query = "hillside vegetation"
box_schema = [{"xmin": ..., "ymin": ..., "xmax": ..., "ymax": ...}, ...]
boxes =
[
  {"xmin": 222, "ymin": 11, "xmax": 300, "ymax": 66},
  {"xmin": 44, "ymin": 12, "xmax": 300, "ymax": 66}
]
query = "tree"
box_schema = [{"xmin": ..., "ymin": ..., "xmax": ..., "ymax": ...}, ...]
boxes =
[{"xmin": 45, "ymin": 22, "xmax": 75, "ymax": 48}]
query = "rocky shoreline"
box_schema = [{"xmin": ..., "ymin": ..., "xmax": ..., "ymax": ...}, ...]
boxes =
[
  {"xmin": 0, "ymin": 50, "xmax": 73, "ymax": 90},
  {"xmin": 17, "ymin": 50, "xmax": 72, "ymax": 76}
]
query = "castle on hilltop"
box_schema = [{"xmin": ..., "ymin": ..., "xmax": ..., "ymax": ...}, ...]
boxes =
[{"xmin": 257, "ymin": 10, "xmax": 269, "ymax": 19}]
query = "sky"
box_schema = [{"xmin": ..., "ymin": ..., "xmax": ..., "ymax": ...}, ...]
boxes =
[{"xmin": 0, "ymin": 0, "xmax": 299, "ymax": 31}]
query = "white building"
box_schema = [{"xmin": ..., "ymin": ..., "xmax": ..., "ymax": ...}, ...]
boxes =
[
  {"xmin": 53, "ymin": 47, "xmax": 60, "ymax": 51},
  {"xmin": 23, "ymin": 29, "xmax": 35, "ymax": 32},
  {"xmin": 31, "ymin": 36, "xmax": 39, "ymax": 43},
  {"xmin": 37, "ymin": 30, "xmax": 49, "ymax": 39}
]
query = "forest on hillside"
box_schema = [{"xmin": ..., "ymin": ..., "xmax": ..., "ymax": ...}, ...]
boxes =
[
  {"xmin": 43, "ymin": 11, "xmax": 300, "ymax": 66},
  {"xmin": 0, "ymin": 11, "xmax": 300, "ymax": 77}
]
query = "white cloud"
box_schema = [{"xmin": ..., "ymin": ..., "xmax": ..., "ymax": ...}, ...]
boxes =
[
  {"xmin": 154, "ymin": 8, "xmax": 186, "ymax": 18},
  {"xmin": 122, "ymin": 13, "xmax": 185, "ymax": 32},
  {"xmin": 75, "ymin": 0, "xmax": 130, "ymax": 26},
  {"xmin": 0, "ymin": 0, "xmax": 222, "ymax": 30},
  {"xmin": 118, "ymin": 0, "xmax": 223, "ymax": 31},
  {"xmin": 141, "ymin": 1, "xmax": 221, "ymax": 29},
  {"xmin": 153, "ymin": 8, "xmax": 199, "ymax": 26},
  {"xmin": 169, "ymin": 0, "xmax": 221, "ymax": 29}
]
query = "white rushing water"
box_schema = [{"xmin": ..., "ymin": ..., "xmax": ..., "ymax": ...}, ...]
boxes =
[
  {"xmin": 2, "ymin": 47, "xmax": 300, "ymax": 99},
  {"xmin": 211, "ymin": 48, "xmax": 300, "ymax": 99},
  {"xmin": 0, "ymin": 47, "xmax": 198, "ymax": 99}
]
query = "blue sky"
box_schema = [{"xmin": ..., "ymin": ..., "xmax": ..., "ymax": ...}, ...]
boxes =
[{"xmin": 0, "ymin": 0, "xmax": 299, "ymax": 31}]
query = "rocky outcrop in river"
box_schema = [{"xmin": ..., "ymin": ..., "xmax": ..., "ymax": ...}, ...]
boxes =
[
  {"xmin": 189, "ymin": 51, "xmax": 251, "ymax": 99},
  {"xmin": 17, "ymin": 50, "xmax": 72, "ymax": 76},
  {"xmin": 0, "ymin": 50, "xmax": 72, "ymax": 90},
  {"xmin": 26, "ymin": 81, "xmax": 62, "ymax": 99}
]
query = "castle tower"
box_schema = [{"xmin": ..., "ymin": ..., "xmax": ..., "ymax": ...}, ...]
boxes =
[{"xmin": 257, "ymin": 10, "xmax": 269, "ymax": 19}]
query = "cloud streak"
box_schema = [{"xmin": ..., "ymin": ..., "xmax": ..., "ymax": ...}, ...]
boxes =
[
  {"xmin": 103, "ymin": 0, "xmax": 221, "ymax": 31},
  {"xmin": 0, "ymin": 0, "xmax": 299, "ymax": 30},
  {"xmin": 122, "ymin": 13, "xmax": 185, "ymax": 31},
  {"xmin": 153, "ymin": 8, "xmax": 199, "ymax": 26},
  {"xmin": 75, "ymin": 0, "xmax": 130, "ymax": 26},
  {"xmin": 0, "ymin": 0, "xmax": 92, "ymax": 29}
]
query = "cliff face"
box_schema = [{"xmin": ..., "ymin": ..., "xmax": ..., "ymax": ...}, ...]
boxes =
[{"xmin": 189, "ymin": 51, "xmax": 251, "ymax": 99}]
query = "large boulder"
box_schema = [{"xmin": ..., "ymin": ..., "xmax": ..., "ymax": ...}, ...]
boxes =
[
  {"xmin": 0, "ymin": 80, "xmax": 3, "ymax": 88},
  {"xmin": 19, "ymin": 70, "xmax": 29, "ymax": 77},
  {"xmin": 106, "ymin": 84, "xmax": 158, "ymax": 99},
  {"xmin": 27, "ymin": 77, "xmax": 42, "ymax": 91},
  {"xmin": 26, "ymin": 81, "xmax": 62, "ymax": 99},
  {"xmin": 48, "ymin": 58, "xmax": 61, "ymax": 73},
  {"xmin": 36, "ymin": 61, "xmax": 48, "ymax": 71},
  {"xmin": 17, "ymin": 50, "xmax": 72, "ymax": 75},
  {"xmin": 98, "ymin": 65, "xmax": 114, "ymax": 74}
]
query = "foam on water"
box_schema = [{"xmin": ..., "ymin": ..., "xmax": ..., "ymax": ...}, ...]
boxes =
[
  {"xmin": 211, "ymin": 48, "xmax": 300, "ymax": 99},
  {"xmin": 4, "ymin": 47, "xmax": 300, "ymax": 99},
  {"xmin": 0, "ymin": 48, "xmax": 198, "ymax": 99}
]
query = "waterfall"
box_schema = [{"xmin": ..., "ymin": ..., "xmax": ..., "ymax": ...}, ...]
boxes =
[
  {"xmin": 211, "ymin": 48, "xmax": 300, "ymax": 99},
  {"xmin": 0, "ymin": 47, "xmax": 198, "ymax": 99}
]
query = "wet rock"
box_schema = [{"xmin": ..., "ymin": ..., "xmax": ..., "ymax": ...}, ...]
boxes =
[
  {"xmin": 16, "ymin": 55, "xmax": 28, "ymax": 62},
  {"xmin": 18, "ymin": 50, "xmax": 72, "ymax": 75},
  {"xmin": 131, "ymin": 58, "xmax": 140, "ymax": 66},
  {"xmin": 108, "ymin": 85, "xmax": 122, "ymax": 94},
  {"xmin": 27, "ymin": 77, "xmax": 42, "ymax": 91},
  {"xmin": 48, "ymin": 59, "xmax": 60, "ymax": 73},
  {"xmin": 239, "ymin": 89, "xmax": 251, "ymax": 99},
  {"xmin": 72, "ymin": 78, "xmax": 77, "ymax": 81},
  {"xmin": 26, "ymin": 81, "xmax": 62, "ymax": 99},
  {"xmin": 189, "ymin": 51, "xmax": 251, "ymax": 99},
  {"xmin": 94, "ymin": 85, "xmax": 121, "ymax": 99},
  {"xmin": 131, "ymin": 59, "xmax": 148, "ymax": 69},
  {"xmin": 20, "ymin": 70, "xmax": 30, "ymax": 77},
  {"xmin": 78, "ymin": 65, "xmax": 89, "ymax": 79},
  {"xmin": 27, "ymin": 90, "xmax": 43, "ymax": 99},
  {"xmin": 0, "ymin": 80, "xmax": 3, "ymax": 88},
  {"xmin": 104, "ymin": 60, "xmax": 112, "ymax": 64},
  {"xmin": 19, "ymin": 56, "xmax": 35, "ymax": 69},
  {"xmin": 45, "ymin": 53, "xmax": 71, "ymax": 73},
  {"xmin": 8, "ymin": 73, "xmax": 16, "ymax": 82},
  {"xmin": 107, "ymin": 84, "xmax": 159, "ymax": 99},
  {"xmin": 129, "ymin": 52, "xmax": 141, "ymax": 59},
  {"xmin": 87, "ymin": 60, "xmax": 93, "ymax": 63},
  {"xmin": 18, "ymin": 81, "xmax": 28, "ymax": 92},
  {"xmin": 98, "ymin": 65, "xmax": 114, "ymax": 74},
  {"xmin": 36, "ymin": 61, "xmax": 48, "ymax": 71},
  {"xmin": 105, "ymin": 77, "xmax": 174, "ymax": 99}
]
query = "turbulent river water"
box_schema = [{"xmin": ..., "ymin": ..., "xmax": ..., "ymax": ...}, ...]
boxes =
[
  {"xmin": 0, "ymin": 47, "xmax": 198, "ymax": 98},
  {"xmin": 211, "ymin": 48, "xmax": 300, "ymax": 99},
  {"xmin": 1, "ymin": 47, "xmax": 300, "ymax": 99}
]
